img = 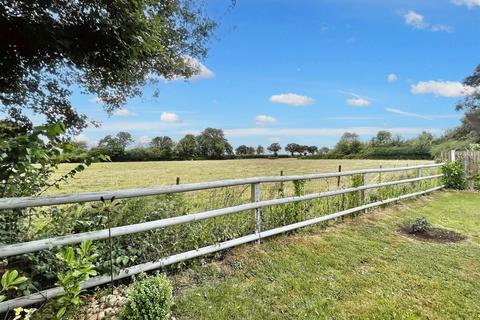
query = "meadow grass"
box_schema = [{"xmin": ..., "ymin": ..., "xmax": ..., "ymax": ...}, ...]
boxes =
[
  {"xmin": 172, "ymin": 191, "xmax": 480, "ymax": 320},
  {"xmin": 53, "ymin": 159, "xmax": 432, "ymax": 194}
]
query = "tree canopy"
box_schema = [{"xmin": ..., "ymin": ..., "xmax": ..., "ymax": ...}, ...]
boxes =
[{"xmin": 0, "ymin": 0, "xmax": 217, "ymax": 132}]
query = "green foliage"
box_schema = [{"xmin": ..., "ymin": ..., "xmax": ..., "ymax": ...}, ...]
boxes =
[
  {"xmin": 441, "ymin": 161, "xmax": 466, "ymax": 190},
  {"xmin": 409, "ymin": 217, "xmax": 433, "ymax": 234},
  {"xmin": 55, "ymin": 240, "xmax": 97, "ymax": 319},
  {"xmin": 0, "ymin": 0, "xmax": 217, "ymax": 132},
  {"xmin": 346, "ymin": 174, "xmax": 363, "ymax": 209},
  {"xmin": 120, "ymin": 274, "xmax": 173, "ymax": 320},
  {"xmin": 0, "ymin": 270, "xmax": 28, "ymax": 302},
  {"xmin": 196, "ymin": 128, "xmax": 233, "ymax": 159},
  {"xmin": 0, "ymin": 122, "xmax": 106, "ymax": 246},
  {"xmin": 267, "ymin": 143, "xmax": 281, "ymax": 156}
]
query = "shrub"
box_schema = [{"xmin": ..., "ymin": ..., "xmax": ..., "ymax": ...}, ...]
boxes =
[
  {"xmin": 121, "ymin": 274, "xmax": 173, "ymax": 320},
  {"xmin": 410, "ymin": 217, "xmax": 432, "ymax": 234},
  {"xmin": 441, "ymin": 161, "xmax": 466, "ymax": 190}
]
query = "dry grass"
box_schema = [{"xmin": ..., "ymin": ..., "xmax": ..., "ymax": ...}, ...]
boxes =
[{"xmin": 52, "ymin": 159, "xmax": 431, "ymax": 194}]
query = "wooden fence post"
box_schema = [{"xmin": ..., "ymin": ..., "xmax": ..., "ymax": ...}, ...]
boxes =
[
  {"xmin": 451, "ymin": 149, "xmax": 456, "ymax": 162},
  {"xmin": 251, "ymin": 183, "xmax": 261, "ymax": 243},
  {"xmin": 337, "ymin": 165, "xmax": 342, "ymax": 187}
]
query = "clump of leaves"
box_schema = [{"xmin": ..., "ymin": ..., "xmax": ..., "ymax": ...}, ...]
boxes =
[
  {"xmin": 410, "ymin": 217, "xmax": 432, "ymax": 234},
  {"xmin": 55, "ymin": 240, "xmax": 97, "ymax": 319},
  {"xmin": 120, "ymin": 273, "xmax": 173, "ymax": 320},
  {"xmin": 0, "ymin": 269, "xmax": 28, "ymax": 302},
  {"xmin": 441, "ymin": 161, "xmax": 466, "ymax": 190}
]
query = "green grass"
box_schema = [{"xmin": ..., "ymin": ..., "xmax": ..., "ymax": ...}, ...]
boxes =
[
  {"xmin": 53, "ymin": 159, "xmax": 431, "ymax": 194},
  {"xmin": 172, "ymin": 191, "xmax": 480, "ymax": 320}
]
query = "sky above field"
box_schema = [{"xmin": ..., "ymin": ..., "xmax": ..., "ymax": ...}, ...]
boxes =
[{"xmin": 75, "ymin": 0, "xmax": 480, "ymax": 148}]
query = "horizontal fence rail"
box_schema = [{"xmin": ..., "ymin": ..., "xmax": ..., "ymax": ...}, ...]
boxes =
[
  {"xmin": 0, "ymin": 174, "xmax": 443, "ymax": 258},
  {"xmin": 0, "ymin": 163, "xmax": 442, "ymax": 210},
  {"xmin": 0, "ymin": 163, "xmax": 444, "ymax": 313}
]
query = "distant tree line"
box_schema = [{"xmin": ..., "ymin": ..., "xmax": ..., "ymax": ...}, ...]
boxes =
[{"xmin": 65, "ymin": 124, "xmax": 480, "ymax": 163}]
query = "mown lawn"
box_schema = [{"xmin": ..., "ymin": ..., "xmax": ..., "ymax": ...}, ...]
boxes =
[{"xmin": 172, "ymin": 191, "xmax": 480, "ymax": 319}]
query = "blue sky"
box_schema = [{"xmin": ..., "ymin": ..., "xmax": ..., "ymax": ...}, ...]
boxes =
[{"xmin": 75, "ymin": 0, "xmax": 480, "ymax": 149}]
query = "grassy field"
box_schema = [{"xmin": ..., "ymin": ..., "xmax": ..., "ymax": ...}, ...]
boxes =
[
  {"xmin": 172, "ymin": 191, "xmax": 480, "ymax": 319},
  {"xmin": 53, "ymin": 159, "xmax": 432, "ymax": 193}
]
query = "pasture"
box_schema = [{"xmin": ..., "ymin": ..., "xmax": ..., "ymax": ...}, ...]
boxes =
[{"xmin": 54, "ymin": 159, "xmax": 432, "ymax": 193}]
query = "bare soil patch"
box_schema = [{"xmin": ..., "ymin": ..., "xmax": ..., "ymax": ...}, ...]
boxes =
[{"xmin": 399, "ymin": 226, "xmax": 466, "ymax": 243}]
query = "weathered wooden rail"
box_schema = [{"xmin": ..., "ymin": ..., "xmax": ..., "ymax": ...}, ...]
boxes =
[{"xmin": 0, "ymin": 163, "xmax": 444, "ymax": 313}]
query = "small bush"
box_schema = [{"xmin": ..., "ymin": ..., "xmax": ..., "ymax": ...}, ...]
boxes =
[
  {"xmin": 121, "ymin": 274, "xmax": 173, "ymax": 320},
  {"xmin": 441, "ymin": 161, "xmax": 466, "ymax": 190},
  {"xmin": 410, "ymin": 217, "xmax": 432, "ymax": 234}
]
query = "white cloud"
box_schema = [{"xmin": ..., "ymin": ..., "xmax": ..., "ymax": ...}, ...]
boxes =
[
  {"xmin": 149, "ymin": 56, "xmax": 214, "ymax": 81},
  {"xmin": 431, "ymin": 24, "xmax": 454, "ymax": 33},
  {"xmin": 387, "ymin": 73, "xmax": 398, "ymax": 83},
  {"xmin": 404, "ymin": 11, "xmax": 428, "ymax": 29},
  {"xmin": 139, "ymin": 136, "xmax": 152, "ymax": 145},
  {"xmin": 269, "ymin": 93, "xmax": 315, "ymax": 106},
  {"xmin": 224, "ymin": 127, "xmax": 441, "ymax": 137},
  {"xmin": 184, "ymin": 56, "xmax": 215, "ymax": 80},
  {"xmin": 113, "ymin": 108, "xmax": 135, "ymax": 116},
  {"xmin": 254, "ymin": 115, "xmax": 277, "ymax": 126},
  {"xmin": 269, "ymin": 137, "xmax": 281, "ymax": 143},
  {"xmin": 452, "ymin": 0, "xmax": 480, "ymax": 8},
  {"xmin": 160, "ymin": 112, "xmax": 182, "ymax": 123},
  {"xmin": 403, "ymin": 10, "xmax": 453, "ymax": 33},
  {"xmin": 411, "ymin": 80, "xmax": 478, "ymax": 97},
  {"xmin": 385, "ymin": 108, "xmax": 431, "ymax": 120},
  {"xmin": 341, "ymin": 92, "xmax": 372, "ymax": 107},
  {"xmin": 346, "ymin": 97, "xmax": 371, "ymax": 107}
]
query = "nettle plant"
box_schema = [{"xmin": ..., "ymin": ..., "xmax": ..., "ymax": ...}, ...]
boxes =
[
  {"xmin": 441, "ymin": 161, "xmax": 466, "ymax": 190},
  {"xmin": 55, "ymin": 240, "xmax": 98, "ymax": 319}
]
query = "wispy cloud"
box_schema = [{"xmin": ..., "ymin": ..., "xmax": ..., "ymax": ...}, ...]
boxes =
[
  {"xmin": 327, "ymin": 116, "xmax": 383, "ymax": 120},
  {"xmin": 452, "ymin": 0, "xmax": 480, "ymax": 8},
  {"xmin": 403, "ymin": 10, "xmax": 454, "ymax": 33},
  {"xmin": 113, "ymin": 108, "xmax": 136, "ymax": 117},
  {"xmin": 411, "ymin": 80, "xmax": 478, "ymax": 97},
  {"xmin": 385, "ymin": 108, "xmax": 431, "ymax": 120},
  {"xmin": 254, "ymin": 115, "xmax": 277, "ymax": 126},
  {"xmin": 224, "ymin": 127, "xmax": 441, "ymax": 137},
  {"xmin": 385, "ymin": 107, "xmax": 461, "ymax": 120},
  {"xmin": 269, "ymin": 93, "xmax": 315, "ymax": 106},
  {"xmin": 404, "ymin": 11, "xmax": 428, "ymax": 29}
]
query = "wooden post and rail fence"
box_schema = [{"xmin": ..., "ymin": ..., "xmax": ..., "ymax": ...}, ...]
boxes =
[{"xmin": 0, "ymin": 163, "xmax": 445, "ymax": 313}]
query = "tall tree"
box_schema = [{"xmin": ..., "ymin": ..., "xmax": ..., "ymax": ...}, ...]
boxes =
[
  {"xmin": 175, "ymin": 134, "xmax": 197, "ymax": 159},
  {"xmin": 457, "ymin": 65, "xmax": 480, "ymax": 136},
  {"xmin": 0, "ymin": 0, "xmax": 218, "ymax": 133},
  {"xmin": 334, "ymin": 132, "xmax": 363, "ymax": 156},
  {"xmin": 256, "ymin": 145, "xmax": 264, "ymax": 155},
  {"xmin": 150, "ymin": 136, "xmax": 175, "ymax": 158},
  {"xmin": 267, "ymin": 143, "xmax": 281, "ymax": 157},
  {"xmin": 306, "ymin": 146, "xmax": 318, "ymax": 155},
  {"xmin": 285, "ymin": 143, "xmax": 299, "ymax": 156},
  {"xmin": 196, "ymin": 128, "xmax": 233, "ymax": 159},
  {"xmin": 371, "ymin": 131, "xmax": 393, "ymax": 146}
]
